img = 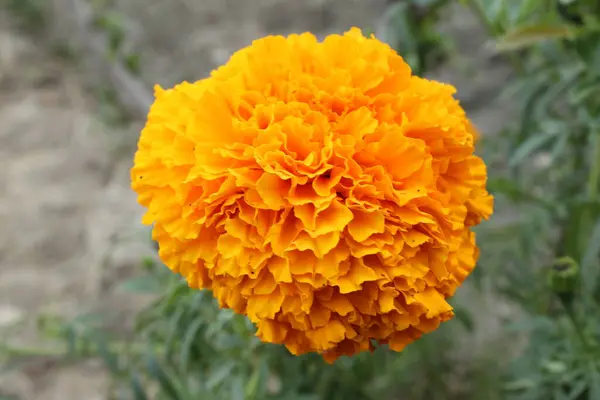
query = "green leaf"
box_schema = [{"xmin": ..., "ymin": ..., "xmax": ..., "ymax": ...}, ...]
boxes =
[
  {"xmin": 118, "ymin": 275, "xmax": 162, "ymax": 294},
  {"xmin": 383, "ymin": 2, "xmax": 421, "ymax": 71},
  {"xmin": 509, "ymin": 132, "xmax": 557, "ymax": 167},
  {"xmin": 164, "ymin": 282, "xmax": 192, "ymax": 308},
  {"xmin": 130, "ymin": 372, "xmax": 149, "ymax": 400},
  {"xmin": 487, "ymin": 0, "xmax": 508, "ymax": 31},
  {"xmin": 504, "ymin": 378, "xmax": 538, "ymax": 393},
  {"xmin": 205, "ymin": 363, "xmax": 235, "ymax": 391},
  {"xmin": 164, "ymin": 307, "xmax": 185, "ymax": 356},
  {"xmin": 514, "ymin": 74, "xmax": 552, "ymax": 147},
  {"xmin": 145, "ymin": 355, "xmax": 181, "ymax": 400},
  {"xmin": 179, "ymin": 318, "xmax": 203, "ymax": 370},
  {"xmin": 565, "ymin": 379, "xmax": 587, "ymax": 400},
  {"xmin": 516, "ymin": 0, "xmax": 544, "ymax": 23},
  {"xmin": 487, "ymin": 178, "xmax": 525, "ymax": 200},
  {"xmin": 551, "ymin": 132, "xmax": 570, "ymax": 162},
  {"xmin": 570, "ymin": 81, "xmax": 600, "ymax": 105},
  {"xmin": 141, "ymin": 257, "xmax": 156, "ymax": 271},
  {"xmin": 230, "ymin": 377, "xmax": 245, "ymax": 400},
  {"xmin": 534, "ymin": 67, "xmax": 584, "ymax": 122},
  {"xmin": 245, "ymin": 360, "xmax": 269, "ymax": 400},
  {"xmin": 93, "ymin": 334, "xmax": 120, "ymax": 373},
  {"xmin": 453, "ymin": 306, "xmax": 475, "ymax": 332},
  {"xmin": 589, "ymin": 364, "xmax": 600, "ymax": 400},
  {"xmin": 496, "ymin": 24, "xmax": 574, "ymax": 51},
  {"xmin": 124, "ymin": 53, "xmax": 142, "ymax": 75}
]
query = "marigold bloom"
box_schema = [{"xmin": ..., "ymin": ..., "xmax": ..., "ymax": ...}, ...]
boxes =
[{"xmin": 131, "ymin": 28, "xmax": 493, "ymax": 362}]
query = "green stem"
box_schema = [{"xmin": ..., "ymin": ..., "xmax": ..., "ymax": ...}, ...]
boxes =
[
  {"xmin": 559, "ymin": 294, "xmax": 592, "ymax": 352},
  {"xmin": 588, "ymin": 129, "xmax": 600, "ymax": 200}
]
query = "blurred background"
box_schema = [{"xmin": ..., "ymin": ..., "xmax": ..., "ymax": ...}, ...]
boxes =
[{"xmin": 1, "ymin": 0, "xmax": 599, "ymax": 399}]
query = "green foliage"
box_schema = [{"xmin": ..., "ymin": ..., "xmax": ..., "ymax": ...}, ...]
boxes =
[
  {"xmin": 91, "ymin": 3, "xmax": 143, "ymax": 75},
  {"xmin": 380, "ymin": 0, "xmax": 453, "ymax": 75},
  {"xmin": 471, "ymin": 0, "xmax": 600, "ymax": 398},
  {"xmin": 40, "ymin": 259, "xmax": 488, "ymax": 400}
]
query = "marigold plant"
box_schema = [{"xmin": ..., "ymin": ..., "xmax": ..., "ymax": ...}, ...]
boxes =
[{"xmin": 131, "ymin": 27, "xmax": 493, "ymax": 363}]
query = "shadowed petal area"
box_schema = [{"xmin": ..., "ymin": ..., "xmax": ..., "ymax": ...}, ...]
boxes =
[{"xmin": 131, "ymin": 27, "xmax": 493, "ymax": 363}]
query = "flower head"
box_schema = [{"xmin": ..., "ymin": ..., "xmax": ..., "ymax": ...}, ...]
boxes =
[{"xmin": 131, "ymin": 28, "xmax": 493, "ymax": 362}]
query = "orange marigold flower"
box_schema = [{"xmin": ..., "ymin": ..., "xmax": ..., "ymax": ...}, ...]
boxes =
[{"xmin": 131, "ymin": 28, "xmax": 493, "ymax": 363}]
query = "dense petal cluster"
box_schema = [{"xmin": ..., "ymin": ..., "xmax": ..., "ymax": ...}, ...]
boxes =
[{"xmin": 131, "ymin": 28, "xmax": 493, "ymax": 362}]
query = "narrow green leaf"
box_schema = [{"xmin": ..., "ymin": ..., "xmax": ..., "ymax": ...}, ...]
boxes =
[
  {"xmin": 551, "ymin": 132, "xmax": 570, "ymax": 163},
  {"xmin": 380, "ymin": 1, "xmax": 410, "ymax": 47},
  {"xmin": 565, "ymin": 379, "xmax": 587, "ymax": 400},
  {"xmin": 571, "ymin": 82, "xmax": 600, "ymax": 105},
  {"xmin": 230, "ymin": 377, "xmax": 245, "ymax": 400},
  {"xmin": 509, "ymin": 132, "xmax": 557, "ymax": 168},
  {"xmin": 164, "ymin": 308, "xmax": 185, "ymax": 356},
  {"xmin": 453, "ymin": 306, "xmax": 475, "ymax": 332},
  {"xmin": 107, "ymin": 30, "xmax": 124, "ymax": 58},
  {"xmin": 504, "ymin": 378, "xmax": 537, "ymax": 392},
  {"xmin": 488, "ymin": 0, "xmax": 508, "ymax": 30},
  {"xmin": 179, "ymin": 318, "xmax": 203, "ymax": 370},
  {"xmin": 553, "ymin": 388, "xmax": 568, "ymax": 400},
  {"xmin": 141, "ymin": 256, "xmax": 156, "ymax": 271},
  {"xmin": 164, "ymin": 282, "xmax": 192, "ymax": 308},
  {"xmin": 205, "ymin": 363, "xmax": 235, "ymax": 391},
  {"xmin": 124, "ymin": 53, "xmax": 142, "ymax": 75},
  {"xmin": 514, "ymin": 74, "xmax": 552, "ymax": 147},
  {"xmin": 245, "ymin": 360, "xmax": 269, "ymax": 400},
  {"xmin": 589, "ymin": 364, "xmax": 600, "ymax": 400},
  {"xmin": 496, "ymin": 24, "xmax": 574, "ymax": 51},
  {"xmin": 533, "ymin": 67, "xmax": 584, "ymax": 122},
  {"xmin": 118, "ymin": 275, "xmax": 162, "ymax": 294},
  {"xmin": 516, "ymin": 0, "xmax": 544, "ymax": 23},
  {"xmin": 130, "ymin": 372, "xmax": 149, "ymax": 400},
  {"xmin": 93, "ymin": 334, "xmax": 119, "ymax": 373},
  {"xmin": 487, "ymin": 178, "xmax": 525, "ymax": 200},
  {"xmin": 145, "ymin": 355, "xmax": 181, "ymax": 400}
]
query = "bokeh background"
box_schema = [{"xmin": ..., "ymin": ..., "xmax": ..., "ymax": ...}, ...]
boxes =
[{"xmin": 2, "ymin": 0, "xmax": 599, "ymax": 399}]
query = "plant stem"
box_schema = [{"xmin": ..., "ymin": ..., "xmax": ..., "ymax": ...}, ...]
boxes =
[
  {"xmin": 559, "ymin": 294, "xmax": 592, "ymax": 352},
  {"xmin": 588, "ymin": 128, "xmax": 600, "ymax": 200}
]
